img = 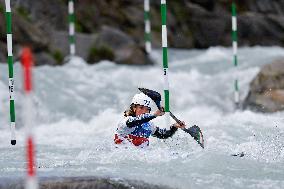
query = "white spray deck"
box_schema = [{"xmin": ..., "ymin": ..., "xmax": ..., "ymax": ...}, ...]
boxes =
[{"xmin": 0, "ymin": 47, "xmax": 283, "ymax": 189}]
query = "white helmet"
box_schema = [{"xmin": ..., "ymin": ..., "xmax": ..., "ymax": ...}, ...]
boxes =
[{"xmin": 131, "ymin": 93, "xmax": 153, "ymax": 109}]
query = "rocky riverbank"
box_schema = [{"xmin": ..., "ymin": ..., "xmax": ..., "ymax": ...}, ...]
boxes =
[
  {"xmin": 0, "ymin": 176, "xmax": 174, "ymax": 189},
  {"xmin": 243, "ymin": 59, "xmax": 284, "ymax": 112},
  {"xmin": 1, "ymin": 0, "xmax": 284, "ymax": 65}
]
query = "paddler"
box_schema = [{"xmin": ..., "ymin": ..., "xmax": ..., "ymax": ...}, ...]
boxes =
[{"xmin": 114, "ymin": 92, "xmax": 186, "ymax": 147}]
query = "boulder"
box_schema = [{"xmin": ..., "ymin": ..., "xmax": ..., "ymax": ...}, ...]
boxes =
[
  {"xmin": 0, "ymin": 177, "xmax": 172, "ymax": 189},
  {"xmin": 238, "ymin": 13, "xmax": 284, "ymax": 46},
  {"xmin": 0, "ymin": 42, "xmax": 6, "ymax": 62},
  {"xmin": 89, "ymin": 26, "xmax": 153, "ymax": 65},
  {"xmin": 34, "ymin": 52, "xmax": 57, "ymax": 66},
  {"xmin": 0, "ymin": 2, "xmax": 56, "ymax": 65},
  {"xmin": 2, "ymin": 0, "xmax": 284, "ymax": 65},
  {"xmin": 186, "ymin": 2, "xmax": 229, "ymax": 48},
  {"xmin": 9, "ymin": 0, "xmax": 67, "ymax": 31},
  {"xmin": 50, "ymin": 30, "xmax": 97, "ymax": 61},
  {"xmin": 243, "ymin": 59, "xmax": 284, "ymax": 112}
]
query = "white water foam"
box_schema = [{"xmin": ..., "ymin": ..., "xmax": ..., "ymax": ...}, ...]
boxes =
[{"xmin": 0, "ymin": 47, "xmax": 284, "ymax": 189}]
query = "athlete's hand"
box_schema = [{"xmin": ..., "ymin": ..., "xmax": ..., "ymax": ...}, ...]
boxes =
[
  {"xmin": 154, "ymin": 107, "xmax": 165, "ymax": 117},
  {"xmin": 173, "ymin": 121, "xmax": 186, "ymax": 129}
]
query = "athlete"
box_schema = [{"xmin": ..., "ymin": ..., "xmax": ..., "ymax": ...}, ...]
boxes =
[{"xmin": 114, "ymin": 92, "xmax": 186, "ymax": 147}]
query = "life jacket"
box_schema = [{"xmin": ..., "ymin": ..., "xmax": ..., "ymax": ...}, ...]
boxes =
[{"xmin": 115, "ymin": 116, "xmax": 155, "ymax": 147}]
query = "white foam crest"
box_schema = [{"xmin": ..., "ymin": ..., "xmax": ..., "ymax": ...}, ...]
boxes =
[
  {"xmin": 64, "ymin": 55, "xmax": 88, "ymax": 67},
  {"xmin": 1, "ymin": 47, "xmax": 284, "ymax": 188}
]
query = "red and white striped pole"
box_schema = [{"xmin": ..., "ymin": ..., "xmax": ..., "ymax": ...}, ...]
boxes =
[{"xmin": 21, "ymin": 47, "xmax": 38, "ymax": 189}]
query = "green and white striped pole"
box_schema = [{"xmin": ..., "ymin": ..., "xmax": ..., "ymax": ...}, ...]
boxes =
[
  {"xmin": 144, "ymin": 0, "xmax": 151, "ymax": 54},
  {"xmin": 161, "ymin": 0, "xmax": 170, "ymax": 125},
  {"xmin": 68, "ymin": 0, "xmax": 76, "ymax": 56},
  {"xmin": 232, "ymin": 1, "xmax": 239, "ymax": 108},
  {"xmin": 5, "ymin": 0, "xmax": 16, "ymax": 145}
]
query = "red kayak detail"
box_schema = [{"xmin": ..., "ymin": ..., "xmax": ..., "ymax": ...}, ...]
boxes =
[{"xmin": 114, "ymin": 134, "xmax": 149, "ymax": 146}]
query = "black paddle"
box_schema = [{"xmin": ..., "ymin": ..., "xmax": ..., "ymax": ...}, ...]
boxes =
[{"xmin": 138, "ymin": 88, "xmax": 204, "ymax": 148}]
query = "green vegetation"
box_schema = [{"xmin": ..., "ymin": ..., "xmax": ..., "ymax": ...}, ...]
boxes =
[
  {"xmin": 0, "ymin": 4, "xmax": 4, "ymax": 13},
  {"xmin": 16, "ymin": 6, "xmax": 31, "ymax": 22},
  {"xmin": 170, "ymin": 1, "xmax": 190, "ymax": 22},
  {"xmin": 88, "ymin": 45, "xmax": 115, "ymax": 63},
  {"xmin": 75, "ymin": 21, "xmax": 83, "ymax": 33},
  {"xmin": 76, "ymin": 6, "xmax": 98, "ymax": 33},
  {"xmin": 236, "ymin": 3, "xmax": 248, "ymax": 13},
  {"xmin": 152, "ymin": 25, "xmax": 160, "ymax": 33},
  {"xmin": 52, "ymin": 49, "xmax": 64, "ymax": 65},
  {"xmin": 59, "ymin": 0, "xmax": 68, "ymax": 4}
]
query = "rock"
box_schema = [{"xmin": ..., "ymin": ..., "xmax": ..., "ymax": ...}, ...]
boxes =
[
  {"xmin": 50, "ymin": 30, "xmax": 97, "ymax": 62},
  {"xmin": 89, "ymin": 26, "xmax": 153, "ymax": 65},
  {"xmin": 186, "ymin": 3, "xmax": 229, "ymax": 48},
  {"xmin": 190, "ymin": 0, "xmax": 215, "ymax": 11},
  {"xmin": 238, "ymin": 13, "xmax": 284, "ymax": 46},
  {"xmin": 0, "ymin": 43, "xmax": 6, "ymax": 62},
  {"xmin": 9, "ymin": 0, "xmax": 67, "ymax": 32},
  {"xmin": 2, "ymin": 0, "xmax": 284, "ymax": 65},
  {"xmin": 0, "ymin": 177, "xmax": 173, "ymax": 189},
  {"xmin": 244, "ymin": 0, "xmax": 284, "ymax": 15},
  {"xmin": 34, "ymin": 52, "xmax": 57, "ymax": 66},
  {"xmin": 243, "ymin": 59, "xmax": 284, "ymax": 112},
  {"xmin": 0, "ymin": 2, "xmax": 52, "ymax": 65},
  {"xmin": 11, "ymin": 11, "xmax": 49, "ymax": 51}
]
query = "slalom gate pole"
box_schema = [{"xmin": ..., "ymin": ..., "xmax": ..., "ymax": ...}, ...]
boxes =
[
  {"xmin": 68, "ymin": 0, "xmax": 76, "ymax": 56},
  {"xmin": 144, "ymin": 0, "xmax": 151, "ymax": 54},
  {"xmin": 21, "ymin": 48, "xmax": 38, "ymax": 189},
  {"xmin": 232, "ymin": 1, "xmax": 240, "ymax": 108},
  {"xmin": 4, "ymin": 0, "xmax": 16, "ymax": 145},
  {"xmin": 161, "ymin": 0, "xmax": 170, "ymax": 126}
]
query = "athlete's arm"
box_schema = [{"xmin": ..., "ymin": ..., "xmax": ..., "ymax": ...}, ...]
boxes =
[
  {"xmin": 125, "ymin": 108, "xmax": 166, "ymax": 128},
  {"xmin": 126, "ymin": 113, "xmax": 156, "ymax": 128}
]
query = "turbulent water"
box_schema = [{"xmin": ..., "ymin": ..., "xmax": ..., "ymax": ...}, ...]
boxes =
[{"xmin": 0, "ymin": 47, "xmax": 284, "ymax": 189}]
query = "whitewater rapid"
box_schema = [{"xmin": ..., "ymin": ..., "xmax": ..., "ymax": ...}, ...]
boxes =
[{"xmin": 0, "ymin": 47, "xmax": 283, "ymax": 189}]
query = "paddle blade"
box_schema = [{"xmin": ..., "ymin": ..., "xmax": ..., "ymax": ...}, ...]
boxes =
[
  {"xmin": 138, "ymin": 88, "xmax": 162, "ymax": 109},
  {"xmin": 183, "ymin": 125, "xmax": 204, "ymax": 148}
]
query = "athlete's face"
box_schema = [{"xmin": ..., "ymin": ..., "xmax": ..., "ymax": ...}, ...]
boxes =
[{"xmin": 134, "ymin": 105, "xmax": 150, "ymax": 116}]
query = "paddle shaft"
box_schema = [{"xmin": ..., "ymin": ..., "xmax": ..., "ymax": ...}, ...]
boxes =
[
  {"xmin": 159, "ymin": 107, "xmax": 183, "ymax": 125},
  {"xmin": 169, "ymin": 111, "xmax": 182, "ymax": 124},
  {"xmin": 169, "ymin": 111, "xmax": 190, "ymax": 132}
]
